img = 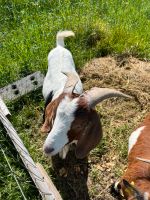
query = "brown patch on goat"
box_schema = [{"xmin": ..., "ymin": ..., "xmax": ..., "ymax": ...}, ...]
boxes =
[
  {"xmin": 68, "ymin": 107, "xmax": 102, "ymax": 159},
  {"xmin": 67, "ymin": 96, "xmax": 90, "ymax": 142},
  {"xmin": 41, "ymin": 93, "xmax": 65, "ymax": 133}
]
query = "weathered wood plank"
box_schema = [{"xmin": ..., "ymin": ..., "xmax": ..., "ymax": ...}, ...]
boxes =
[
  {"xmin": 0, "ymin": 97, "xmax": 11, "ymax": 116},
  {"xmin": 36, "ymin": 163, "xmax": 63, "ymax": 200},
  {"xmin": 0, "ymin": 71, "xmax": 44, "ymax": 101}
]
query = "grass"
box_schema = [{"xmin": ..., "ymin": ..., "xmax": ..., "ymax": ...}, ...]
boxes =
[
  {"xmin": 0, "ymin": 0, "xmax": 150, "ymax": 199},
  {"xmin": 1, "ymin": 0, "xmax": 150, "ymax": 87}
]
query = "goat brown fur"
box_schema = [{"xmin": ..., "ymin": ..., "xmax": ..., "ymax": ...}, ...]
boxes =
[{"xmin": 117, "ymin": 113, "xmax": 150, "ymax": 199}]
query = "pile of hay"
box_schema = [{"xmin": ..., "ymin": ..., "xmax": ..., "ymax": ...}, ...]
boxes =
[{"xmin": 81, "ymin": 56, "xmax": 150, "ymax": 111}]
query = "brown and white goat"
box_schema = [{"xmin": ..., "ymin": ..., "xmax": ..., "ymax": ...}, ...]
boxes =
[
  {"xmin": 113, "ymin": 113, "xmax": 150, "ymax": 200},
  {"xmin": 41, "ymin": 72, "xmax": 131, "ymax": 159}
]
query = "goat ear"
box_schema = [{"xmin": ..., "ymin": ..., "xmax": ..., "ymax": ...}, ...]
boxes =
[
  {"xmin": 41, "ymin": 119, "xmax": 51, "ymax": 133},
  {"xmin": 75, "ymin": 118, "xmax": 102, "ymax": 159},
  {"xmin": 41, "ymin": 113, "xmax": 54, "ymax": 133},
  {"xmin": 41, "ymin": 102, "xmax": 55, "ymax": 133}
]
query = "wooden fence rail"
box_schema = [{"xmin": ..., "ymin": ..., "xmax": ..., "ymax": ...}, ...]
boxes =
[{"xmin": 0, "ymin": 97, "xmax": 62, "ymax": 200}]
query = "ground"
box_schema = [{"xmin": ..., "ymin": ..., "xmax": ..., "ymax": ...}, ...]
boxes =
[
  {"xmin": 42, "ymin": 56, "xmax": 150, "ymax": 200},
  {"xmin": 0, "ymin": 56, "xmax": 150, "ymax": 200}
]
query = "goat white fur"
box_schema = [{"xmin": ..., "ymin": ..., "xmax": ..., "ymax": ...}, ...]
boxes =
[{"xmin": 42, "ymin": 30, "xmax": 83, "ymax": 101}]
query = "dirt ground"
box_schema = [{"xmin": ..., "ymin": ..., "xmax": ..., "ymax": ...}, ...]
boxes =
[{"xmin": 49, "ymin": 56, "xmax": 150, "ymax": 200}]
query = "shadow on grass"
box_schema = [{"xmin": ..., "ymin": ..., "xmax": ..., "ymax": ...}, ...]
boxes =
[{"xmin": 51, "ymin": 145, "xmax": 90, "ymax": 200}]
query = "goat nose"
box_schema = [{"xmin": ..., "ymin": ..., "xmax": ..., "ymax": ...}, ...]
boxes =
[{"xmin": 44, "ymin": 146, "xmax": 54, "ymax": 154}]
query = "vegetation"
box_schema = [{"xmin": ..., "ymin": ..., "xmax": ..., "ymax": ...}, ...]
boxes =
[
  {"xmin": 1, "ymin": 0, "xmax": 150, "ymax": 88},
  {"xmin": 0, "ymin": 0, "xmax": 150, "ymax": 199}
]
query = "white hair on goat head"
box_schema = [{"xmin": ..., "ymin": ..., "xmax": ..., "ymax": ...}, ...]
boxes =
[{"xmin": 43, "ymin": 96, "xmax": 78, "ymax": 156}]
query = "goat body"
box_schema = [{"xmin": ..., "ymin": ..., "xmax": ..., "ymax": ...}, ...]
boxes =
[
  {"xmin": 113, "ymin": 113, "xmax": 150, "ymax": 200},
  {"xmin": 42, "ymin": 30, "xmax": 83, "ymax": 101}
]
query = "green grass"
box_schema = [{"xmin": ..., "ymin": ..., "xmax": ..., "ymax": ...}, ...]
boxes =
[
  {"xmin": 0, "ymin": 0, "xmax": 150, "ymax": 88},
  {"xmin": 0, "ymin": 0, "xmax": 150, "ymax": 199}
]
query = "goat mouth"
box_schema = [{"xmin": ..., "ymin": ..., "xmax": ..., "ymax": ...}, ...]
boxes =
[{"xmin": 43, "ymin": 145, "xmax": 62, "ymax": 157}]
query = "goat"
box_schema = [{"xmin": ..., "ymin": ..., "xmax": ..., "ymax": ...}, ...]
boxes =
[
  {"xmin": 112, "ymin": 113, "xmax": 150, "ymax": 200},
  {"xmin": 42, "ymin": 30, "xmax": 83, "ymax": 102},
  {"xmin": 41, "ymin": 71, "xmax": 131, "ymax": 159}
]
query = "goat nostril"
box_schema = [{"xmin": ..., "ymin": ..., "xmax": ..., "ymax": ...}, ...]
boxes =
[{"xmin": 44, "ymin": 146, "xmax": 54, "ymax": 154}]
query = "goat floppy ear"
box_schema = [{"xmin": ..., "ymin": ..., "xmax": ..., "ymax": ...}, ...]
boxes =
[
  {"xmin": 41, "ymin": 118, "xmax": 51, "ymax": 133},
  {"xmin": 75, "ymin": 115, "xmax": 102, "ymax": 159},
  {"xmin": 41, "ymin": 112, "xmax": 54, "ymax": 133}
]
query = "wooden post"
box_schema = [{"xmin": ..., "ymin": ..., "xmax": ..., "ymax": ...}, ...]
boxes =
[
  {"xmin": 36, "ymin": 163, "xmax": 62, "ymax": 200},
  {"xmin": 0, "ymin": 98, "xmax": 62, "ymax": 200},
  {"xmin": 0, "ymin": 97, "xmax": 10, "ymax": 116}
]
